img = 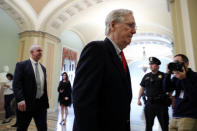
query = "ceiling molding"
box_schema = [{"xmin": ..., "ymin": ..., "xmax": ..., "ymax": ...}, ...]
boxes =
[
  {"xmin": 0, "ymin": 0, "xmax": 36, "ymax": 32},
  {"xmin": 19, "ymin": 30, "xmax": 61, "ymax": 43},
  {"xmin": 131, "ymin": 32, "xmax": 173, "ymax": 48},
  {"xmin": 42, "ymin": 0, "xmax": 109, "ymax": 36},
  {"xmin": 0, "ymin": 0, "xmax": 27, "ymax": 31},
  {"xmin": 0, "ymin": 0, "xmax": 174, "ymax": 43}
]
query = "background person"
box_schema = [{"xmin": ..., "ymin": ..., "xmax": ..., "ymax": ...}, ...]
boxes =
[
  {"xmin": 58, "ymin": 72, "xmax": 72, "ymax": 126},
  {"xmin": 138, "ymin": 57, "xmax": 170, "ymax": 131},
  {"xmin": 163, "ymin": 54, "xmax": 197, "ymax": 131},
  {"xmin": 13, "ymin": 44, "xmax": 49, "ymax": 131},
  {"xmin": 1, "ymin": 73, "xmax": 14, "ymax": 124}
]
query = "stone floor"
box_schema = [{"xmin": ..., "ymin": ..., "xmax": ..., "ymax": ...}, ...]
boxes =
[{"xmin": 0, "ymin": 98, "xmax": 172, "ymax": 131}]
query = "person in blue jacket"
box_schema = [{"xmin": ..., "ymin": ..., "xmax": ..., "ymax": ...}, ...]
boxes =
[{"xmin": 163, "ymin": 54, "xmax": 197, "ymax": 131}]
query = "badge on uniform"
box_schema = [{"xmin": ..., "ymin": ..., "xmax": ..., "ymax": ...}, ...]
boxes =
[
  {"xmin": 150, "ymin": 57, "xmax": 153, "ymax": 62},
  {"xmin": 158, "ymin": 75, "xmax": 162, "ymax": 79},
  {"xmin": 149, "ymin": 57, "xmax": 161, "ymax": 65}
]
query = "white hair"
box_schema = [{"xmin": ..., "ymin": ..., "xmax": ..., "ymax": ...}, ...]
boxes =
[
  {"xmin": 105, "ymin": 9, "xmax": 133, "ymax": 35},
  {"xmin": 29, "ymin": 44, "xmax": 42, "ymax": 52}
]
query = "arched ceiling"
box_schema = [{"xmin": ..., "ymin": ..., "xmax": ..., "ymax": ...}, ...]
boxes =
[
  {"xmin": 0, "ymin": 0, "xmax": 35, "ymax": 31},
  {"xmin": 0, "ymin": 0, "xmax": 77, "ymax": 31},
  {"xmin": 0, "ymin": 0, "xmax": 173, "ymax": 43},
  {"xmin": 26, "ymin": 0, "xmax": 49, "ymax": 14},
  {"xmin": 0, "ymin": 0, "xmax": 173, "ymax": 62},
  {"xmin": 43, "ymin": 0, "xmax": 173, "ymax": 43}
]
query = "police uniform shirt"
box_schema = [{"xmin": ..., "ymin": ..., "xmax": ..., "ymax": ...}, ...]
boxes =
[{"xmin": 140, "ymin": 71, "xmax": 165, "ymax": 97}]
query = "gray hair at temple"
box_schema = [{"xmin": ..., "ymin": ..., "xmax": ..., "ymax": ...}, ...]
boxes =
[
  {"xmin": 29, "ymin": 44, "xmax": 42, "ymax": 52},
  {"xmin": 105, "ymin": 9, "xmax": 133, "ymax": 35}
]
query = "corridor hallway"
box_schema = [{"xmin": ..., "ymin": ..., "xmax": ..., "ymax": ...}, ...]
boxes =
[{"xmin": 0, "ymin": 98, "xmax": 172, "ymax": 131}]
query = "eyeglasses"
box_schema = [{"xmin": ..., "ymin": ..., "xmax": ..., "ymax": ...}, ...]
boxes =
[{"xmin": 122, "ymin": 22, "xmax": 137, "ymax": 30}]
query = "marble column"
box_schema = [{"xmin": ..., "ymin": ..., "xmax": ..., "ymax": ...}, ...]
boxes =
[{"xmin": 170, "ymin": 0, "xmax": 197, "ymax": 70}]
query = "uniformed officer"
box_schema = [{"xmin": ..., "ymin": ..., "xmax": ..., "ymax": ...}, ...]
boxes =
[{"xmin": 137, "ymin": 57, "xmax": 169, "ymax": 131}]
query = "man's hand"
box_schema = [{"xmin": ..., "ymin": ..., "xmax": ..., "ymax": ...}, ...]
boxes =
[
  {"xmin": 137, "ymin": 98, "xmax": 142, "ymax": 106},
  {"xmin": 60, "ymin": 89, "xmax": 64, "ymax": 93},
  {"xmin": 2, "ymin": 83, "xmax": 9, "ymax": 88},
  {"xmin": 173, "ymin": 67, "xmax": 186, "ymax": 80},
  {"xmin": 18, "ymin": 101, "xmax": 26, "ymax": 112},
  {"xmin": 65, "ymin": 97, "xmax": 69, "ymax": 100},
  {"xmin": 166, "ymin": 64, "xmax": 170, "ymax": 74}
]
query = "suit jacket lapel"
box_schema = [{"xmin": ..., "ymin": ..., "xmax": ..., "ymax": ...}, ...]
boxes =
[
  {"xmin": 104, "ymin": 38, "xmax": 130, "ymax": 82},
  {"xmin": 126, "ymin": 65, "xmax": 131, "ymax": 87},
  {"xmin": 28, "ymin": 59, "xmax": 46, "ymax": 85},
  {"xmin": 40, "ymin": 64, "xmax": 46, "ymax": 79},
  {"xmin": 27, "ymin": 59, "xmax": 37, "ymax": 84}
]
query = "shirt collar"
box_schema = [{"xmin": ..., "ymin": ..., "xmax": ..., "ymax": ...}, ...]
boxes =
[
  {"xmin": 107, "ymin": 37, "xmax": 121, "ymax": 55},
  {"xmin": 30, "ymin": 57, "xmax": 39, "ymax": 64}
]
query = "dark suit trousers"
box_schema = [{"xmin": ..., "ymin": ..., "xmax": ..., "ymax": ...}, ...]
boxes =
[
  {"xmin": 144, "ymin": 103, "xmax": 169, "ymax": 131},
  {"xmin": 16, "ymin": 99, "xmax": 47, "ymax": 131},
  {"xmin": 4, "ymin": 94, "xmax": 14, "ymax": 118}
]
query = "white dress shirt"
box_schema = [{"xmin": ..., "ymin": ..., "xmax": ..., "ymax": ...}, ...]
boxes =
[
  {"xmin": 107, "ymin": 37, "xmax": 122, "ymax": 59},
  {"xmin": 3, "ymin": 80, "xmax": 14, "ymax": 95}
]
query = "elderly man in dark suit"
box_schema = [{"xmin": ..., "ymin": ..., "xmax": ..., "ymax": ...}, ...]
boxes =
[
  {"xmin": 13, "ymin": 44, "xmax": 49, "ymax": 131},
  {"xmin": 73, "ymin": 9, "xmax": 136, "ymax": 131}
]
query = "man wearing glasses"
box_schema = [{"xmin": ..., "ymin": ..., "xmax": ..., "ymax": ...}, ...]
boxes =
[{"xmin": 73, "ymin": 9, "xmax": 136, "ymax": 131}]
